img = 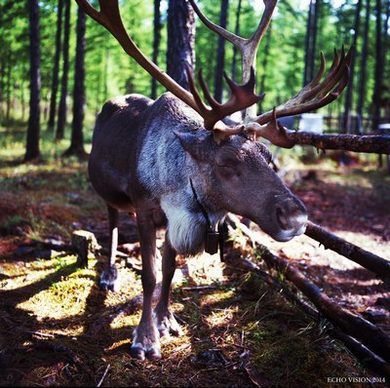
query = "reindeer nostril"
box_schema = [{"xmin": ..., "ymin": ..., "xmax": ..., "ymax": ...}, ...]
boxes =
[
  {"xmin": 276, "ymin": 206, "xmax": 289, "ymax": 230},
  {"xmin": 275, "ymin": 200, "xmax": 307, "ymax": 232}
]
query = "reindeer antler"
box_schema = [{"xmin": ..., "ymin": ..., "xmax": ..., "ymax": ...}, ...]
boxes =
[
  {"xmin": 78, "ymin": 0, "xmax": 350, "ymax": 146},
  {"xmin": 76, "ymin": 0, "xmax": 259, "ymax": 132},
  {"xmin": 187, "ymin": 67, "xmax": 264, "ymax": 130},
  {"xmin": 247, "ymin": 48, "xmax": 351, "ymax": 147},
  {"xmin": 191, "ymin": 0, "xmax": 351, "ymax": 145}
]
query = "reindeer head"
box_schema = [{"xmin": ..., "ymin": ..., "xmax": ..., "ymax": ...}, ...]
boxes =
[{"xmin": 175, "ymin": 127, "xmax": 306, "ymax": 242}]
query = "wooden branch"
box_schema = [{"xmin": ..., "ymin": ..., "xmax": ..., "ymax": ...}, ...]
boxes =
[
  {"xmin": 226, "ymin": 215, "xmax": 390, "ymax": 363},
  {"xmin": 305, "ymin": 221, "xmax": 390, "ymax": 281},
  {"xmin": 331, "ymin": 331, "xmax": 390, "ymax": 378},
  {"xmin": 258, "ymin": 246, "xmax": 390, "ymax": 363},
  {"xmin": 285, "ymin": 132, "xmax": 390, "ymax": 154},
  {"xmin": 226, "ymin": 257, "xmax": 390, "ymax": 378},
  {"xmin": 228, "ymin": 256, "xmax": 320, "ymax": 320}
]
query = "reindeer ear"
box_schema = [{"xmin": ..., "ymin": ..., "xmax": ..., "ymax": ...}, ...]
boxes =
[{"xmin": 174, "ymin": 131, "xmax": 214, "ymax": 161}]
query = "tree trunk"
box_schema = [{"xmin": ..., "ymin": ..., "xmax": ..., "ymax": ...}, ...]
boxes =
[
  {"xmin": 383, "ymin": 0, "xmax": 389, "ymax": 119},
  {"xmin": 64, "ymin": 6, "xmax": 87, "ymax": 159},
  {"xmin": 372, "ymin": 0, "xmax": 383, "ymax": 134},
  {"xmin": 303, "ymin": 0, "xmax": 314, "ymax": 85},
  {"xmin": 151, "ymin": 0, "xmax": 161, "ymax": 100},
  {"xmin": 343, "ymin": 0, "xmax": 362, "ymax": 134},
  {"xmin": 309, "ymin": 0, "xmax": 321, "ymax": 80},
  {"xmin": 6, "ymin": 58, "xmax": 11, "ymax": 122},
  {"xmin": 214, "ymin": 0, "xmax": 229, "ymax": 103},
  {"xmin": 56, "ymin": 0, "xmax": 71, "ymax": 140},
  {"xmin": 47, "ymin": 0, "xmax": 63, "ymax": 131},
  {"xmin": 25, "ymin": 0, "xmax": 41, "ymax": 162},
  {"xmin": 356, "ymin": 0, "xmax": 370, "ymax": 134},
  {"xmin": 0, "ymin": 3, "xmax": 3, "ymax": 120},
  {"xmin": 231, "ymin": 0, "xmax": 242, "ymax": 82},
  {"xmin": 0, "ymin": 57, "xmax": 4, "ymax": 120},
  {"xmin": 167, "ymin": 0, "xmax": 195, "ymax": 90},
  {"xmin": 303, "ymin": 0, "xmax": 321, "ymax": 85}
]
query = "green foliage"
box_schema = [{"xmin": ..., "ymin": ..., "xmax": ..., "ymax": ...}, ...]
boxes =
[{"xmin": 0, "ymin": 0, "xmax": 389, "ymax": 138}]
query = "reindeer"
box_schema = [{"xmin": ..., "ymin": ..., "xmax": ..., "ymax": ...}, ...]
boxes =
[{"xmin": 76, "ymin": 0, "xmax": 350, "ymax": 360}]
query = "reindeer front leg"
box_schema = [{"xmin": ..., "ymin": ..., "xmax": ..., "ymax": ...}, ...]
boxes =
[
  {"xmin": 100, "ymin": 205, "xmax": 119, "ymax": 291},
  {"xmin": 130, "ymin": 211, "xmax": 160, "ymax": 361},
  {"xmin": 154, "ymin": 234, "xmax": 183, "ymax": 337}
]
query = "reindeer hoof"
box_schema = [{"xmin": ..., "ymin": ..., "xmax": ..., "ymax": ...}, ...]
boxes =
[
  {"xmin": 130, "ymin": 345, "xmax": 146, "ymax": 361},
  {"xmin": 131, "ymin": 325, "xmax": 161, "ymax": 361},
  {"xmin": 130, "ymin": 343, "xmax": 161, "ymax": 361},
  {"xmin": 99, "ymin": 265, "xmax": 119, "ymax": 292},
  {"xmin": 155, "ymin": 310, "xmax": 183, "ymax": 338}
]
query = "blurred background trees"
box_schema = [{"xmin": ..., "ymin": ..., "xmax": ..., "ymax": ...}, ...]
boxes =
[{"xmin": 0, "ymin": 0, "xmax": 389, "ymax": 160}]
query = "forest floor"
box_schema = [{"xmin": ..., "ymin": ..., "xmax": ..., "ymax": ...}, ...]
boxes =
[{"xmin": 0, "ymin": 128, "xmax": 389, "ymax": 387}]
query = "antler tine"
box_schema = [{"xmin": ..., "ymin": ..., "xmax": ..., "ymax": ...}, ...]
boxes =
[
  {"xmin": 188, "ymin": 0, "xmax": 245, "ymax": 48},
  {"xmin": 190, "ymin": 0, "xmax": 277, "ymax": 86},
  {"xmin": 197, "ymin": 69, "xmax": 221, "ymax": 110},
  {"xmin": 306, "ymin": 52, "xmax": 326, "ymax": 88},
  {"xmin": 186, "ymin": 66, "xmax": 264, "ymax": 130},
  {"xmin": 255, "ymin": 48, "xmax": 351, "ymax": 125},
  {"xmin": 185, "ymin": 66, "xmax": 209, "ymax": 114}
]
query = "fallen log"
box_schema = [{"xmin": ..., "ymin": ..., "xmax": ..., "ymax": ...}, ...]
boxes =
[
  {"xmin": 286, "ymin": 132, "xmax": 390, "ymax": 154},
  {"xmin": 305, "ymin": 222, "xmax": 390, "ymax": 281},
  {"xmin": 225, "ymin": 256, "xmax": 390, "ymax": 378},
  {"xmin": 227, "ymin": 215, "xmax": 390, "ymax": 364},
  {"xmin": 331, "ymin": 331, "xmax": 390, "ymax": 378},
  {"xmin": 259, "ymin": 246, "xmax": 390, "ymax": 363}
]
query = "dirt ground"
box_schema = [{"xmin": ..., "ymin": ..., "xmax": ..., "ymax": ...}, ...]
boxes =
[{"xmin": 0, "ymin": 151, "xmax": 389, "ymax": 387}]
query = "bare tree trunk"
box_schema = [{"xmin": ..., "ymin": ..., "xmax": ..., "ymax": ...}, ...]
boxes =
[
  {"xmin": 303, "ymin": 0, "xmax": 314, "ymax": 85},
  {"xmin": 0, "ymin": 58, "xmax": 4, "ymax": 120},
  {"xmin": 309, "ymin": 0, "xmax": 321, "ymax": 80},
  {"xmin": 151, "ymin": 0, "xmax": 161, "ymax": 99},
  {"xmin": 64, "ymin": 6, "xmax": 87, "ymax": 159},
  {"xmin": 231, "ymin": 0, "xmax": 242, "ymax": 82},
  {"xmin": 25, "ymin": 0, "xmax": 41, "ymax": 162},
  {"xmin": 6, "ymin": 59, "xmax": 11, "ymax": 122},
  {"xmin": 372, "ymin": 0, "xmax": 383, "ymax": 134},
  {"xmin": 0, "ymin": 3, "xmax": 3, "ymax": 121},
  {"xmin": 383, "ymin": 0, "xmax": 389, "ymax": 119},
  {"xmin": 356, "ymin": 0, "xmax": 370, "ymax": 134},
  {"xmin": 303, "ymin": 0, "xmax": 321, "ymax": 85},
  {"xmin": 21, "ymin": 76, "xmax": 26, "ymax": 121},
  {"xmin": 47, "ymin": 0, "xmax": 63, "ymax": 131},
  {"xmin": 56, "ymin": 0, "xmax": 71, "ymax": 140},
  {"xmin": 343, "ymin": 0, "xmax": 362, "ymax": 134},
  {"xmin": 214, "ymin": 0, "xmax": 229, "ymax": 102},
  {"xmin": 167, "ymin": 0, "xmax": 195, "ymax": 90}
]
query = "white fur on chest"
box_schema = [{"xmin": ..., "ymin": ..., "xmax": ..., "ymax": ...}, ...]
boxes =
[{"xmin": 160, "ymin": 198, "xmax": 205, "ymax": 255}]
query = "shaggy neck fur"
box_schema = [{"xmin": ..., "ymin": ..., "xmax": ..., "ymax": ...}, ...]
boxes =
[{"xmin": 160, "ymin": 183, "xmax": 225, "ymax": 256}]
